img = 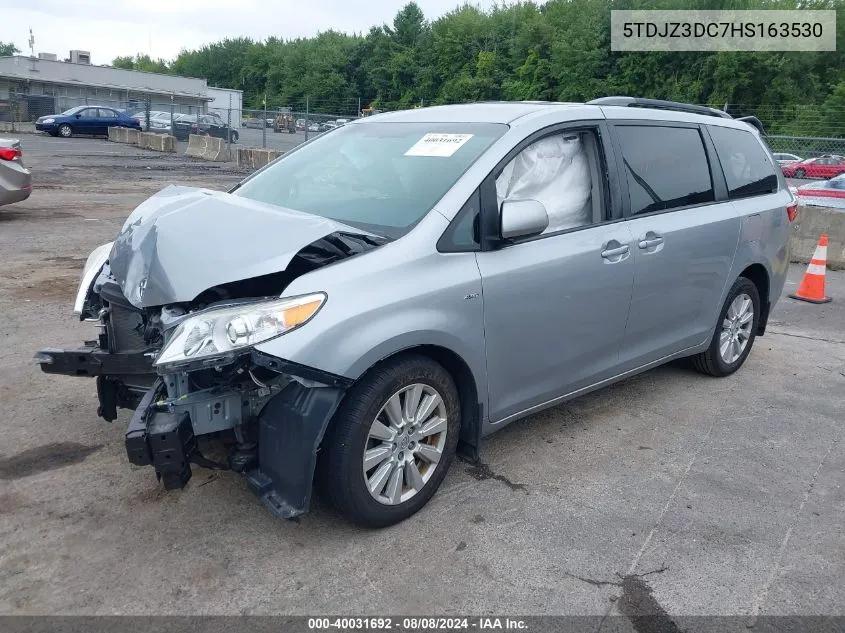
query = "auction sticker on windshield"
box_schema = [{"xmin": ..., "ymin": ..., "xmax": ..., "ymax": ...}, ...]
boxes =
[{"xmin": 405, "ymin": 133, "xmax": 474, "ymax": 157}]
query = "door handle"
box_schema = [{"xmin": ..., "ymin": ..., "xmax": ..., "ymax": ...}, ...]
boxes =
[
  {"xmin": 638, "ymin": 236, "xmax": 664, "ymax": 249},
  {"xmin": 601, "ymin": 244, "xmax": 630, "ymax": 259}
]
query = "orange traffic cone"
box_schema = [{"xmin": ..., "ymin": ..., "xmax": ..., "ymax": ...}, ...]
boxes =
[{"xmin": 790, "ymin": 234, "xmax": 832, "ymax": 304}]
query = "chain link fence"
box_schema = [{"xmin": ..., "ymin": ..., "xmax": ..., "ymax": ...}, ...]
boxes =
[
  {"xmin": 206, "ymin": 96, "xmax": 390, "ymax": 154},
  {"xmin": 764, "ymin": 135, "xmax": 845, "ymax": 160},
  {"xmin": 3, "ymin": 89, "xmax": 843, "ymax": 166}
]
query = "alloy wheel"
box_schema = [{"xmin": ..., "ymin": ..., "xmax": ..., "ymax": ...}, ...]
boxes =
[
  {"xmin": 363, "ymin": 383, "xmax": 448, "ymax": 506},
  {"xmin": 719, "ymin": 293, "xmax": 754, "ymax": 364}
]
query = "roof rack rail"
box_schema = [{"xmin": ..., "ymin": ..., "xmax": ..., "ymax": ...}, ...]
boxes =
[{"xmin": 587, "ymin": 96, "xmax": 733, "ymax": 120}]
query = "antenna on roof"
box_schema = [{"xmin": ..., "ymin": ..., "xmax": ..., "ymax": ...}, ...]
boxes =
[{"xmin": 28, "ymin": 28, "xmax": 34, "ymax": 57}]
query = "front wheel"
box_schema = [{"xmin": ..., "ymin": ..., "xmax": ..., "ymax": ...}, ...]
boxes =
[
  {"xmin": 230, "ymin": 131, "xmax": 238, "ymax": 143},
  {"xmin": 58, "ymin": 124, "xmax": 72, "ymax": 138},
  {"xmin": 795, "ymin": 168, "xmax": 805, "ymax": 179},
  {"xmin": 692, "ymin": 277, "xmax": 760, "ymax": 377},
  {"xmin": 317, "ymin": 355, "xmax": 460, "ymax": 527}
]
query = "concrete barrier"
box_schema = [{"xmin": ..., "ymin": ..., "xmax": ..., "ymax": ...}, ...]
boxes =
[
  {"xmin": 791, "ymin": 204, "xmax": 845, "ymax": 270},
  {"xmin": 185, "ymin": 134, "xmax": 228, "ymax": 162},
  {"xmin": 0, "ymin": 122, "xmax": 36, "ymax": 134},
  {"xmin": 107, "ymin": 126, "xmax": 139, "ymax": 144},
  {"xmin": 236, "ymin": 147, "xmax": 282, "ymax": 170},
  {"xmin": 137, "ymin": 132, "xmax": 176, "ymax": 153}
]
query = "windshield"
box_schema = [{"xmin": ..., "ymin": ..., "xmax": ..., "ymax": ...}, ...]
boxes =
[
  {"xmin": 60, "ymin": 106, "xmax": 86, "ymax": 116},
  {"xmin": 233, "ymin": 121, "xmax": 506, "ymax": 238}
]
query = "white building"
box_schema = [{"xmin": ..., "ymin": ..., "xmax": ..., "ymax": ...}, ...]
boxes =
[
  {"xmin": 0, "ymin": 54, "xmax": 243, "ymax": 127},
  {"xmin": 207, "ymin": 86, "xmax": 244, "ymax": 129}
]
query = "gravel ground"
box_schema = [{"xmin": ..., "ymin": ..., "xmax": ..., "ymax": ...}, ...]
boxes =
[{"xmin": 0, "ymin": 136, "xmax": 843, "ymax": 619}]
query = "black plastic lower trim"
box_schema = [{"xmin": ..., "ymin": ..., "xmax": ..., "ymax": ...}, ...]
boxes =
[
  {"xmin": 456, "ymin": 401, "xmax": 483, "ymax": 464},
  {"xmin": 251, "ymin": 350, "xmax": 354, "ymax": 388},
  {"xmin": 757, "ymin": 300, "xmax": 770, "ymax": 336},
  {"xmin": 125, "ymin": 380, "xmax": 160, "ymax": 467},
  {"xmin": 246, "ymin": 381, "xmax": 346, "ymax": 519},
  {"xmin": 124, "ymin": 379, "xmax": 201, "ymax": 490}
]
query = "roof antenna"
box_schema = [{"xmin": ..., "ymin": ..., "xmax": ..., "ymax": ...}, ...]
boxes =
[{"xmin": 28, "ymin": 28, "xmax": 35, "ymax": 57}]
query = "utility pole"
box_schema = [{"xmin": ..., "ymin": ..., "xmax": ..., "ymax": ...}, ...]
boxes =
[
  {"xmin": 227, "ymin": 93, "xmax": 232, "ymax": 159},
  {"xmin": 358, "ymin": 97, "xmax": 361, "ymax": 118},
  {"xmin": 262, "ymin": 91, "xmax": 267, "ymax": 149},
  {"xmin": 305, "ymin": 95, "xmax": 309, "ymax": 142}
]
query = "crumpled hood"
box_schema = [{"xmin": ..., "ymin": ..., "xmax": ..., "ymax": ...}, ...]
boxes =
[{"xmin": 108, "ymin": 185, "xmax": 368, "ymax": 308}]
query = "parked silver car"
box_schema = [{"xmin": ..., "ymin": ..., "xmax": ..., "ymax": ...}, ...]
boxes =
[
  {"xmin": 772, "ymin": 152, "xmax": 803, "ymax": 164},
  {"xmin": 38, "ymin": 98, "xmax": 792, "ymax": 527},
  {"xmin": 0, "ymin": 138, "xmax": 32, "ymax": 206}
]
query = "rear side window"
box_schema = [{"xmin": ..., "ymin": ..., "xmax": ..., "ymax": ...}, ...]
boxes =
[
  {"xmin": 615, "ymin": 126, "xmax": 714, "ymax": 215},
  {"xmin": 709, "ymin": 125, "xmax": 778, "ymax": 199}
]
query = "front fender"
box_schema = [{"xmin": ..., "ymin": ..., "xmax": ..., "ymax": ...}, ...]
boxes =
[{"xmin": 253, "ymin": 215, "xmax": 489, "ymax": 407}]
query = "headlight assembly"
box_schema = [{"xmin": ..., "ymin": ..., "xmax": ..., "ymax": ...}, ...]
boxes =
[
  {"xmin": 43, "ymin": 118, "xmax": 55, "ymax": 124},
  {"xmin": 153, "ymin": 293, "xmax": 326, "ymax": 369},
  {"xmin": 73, "ymin": 242, "xmax": 114, "ymax": 315}
]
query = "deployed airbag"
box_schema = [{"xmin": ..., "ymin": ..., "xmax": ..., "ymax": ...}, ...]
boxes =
[{"xmin": 496, "ymin": 134, "xmax": 591, "ymax": 233}]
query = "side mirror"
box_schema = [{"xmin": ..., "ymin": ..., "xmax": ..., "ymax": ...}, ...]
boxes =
[
  {"xmin": 75, "ymin": 114, "xmax": 82, "ymax": 119},
  {"xmin": 500, "ymin": 199, "xmax": 549, "ymax": 240}
]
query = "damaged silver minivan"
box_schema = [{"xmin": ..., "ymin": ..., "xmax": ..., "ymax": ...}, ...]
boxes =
[{"xmin": 38, "ymin": 98, "xmax": 793, "ymax": 527}]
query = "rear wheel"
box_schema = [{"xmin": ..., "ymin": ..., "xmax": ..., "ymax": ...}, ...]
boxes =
[
  {"xmin": 58, "ymin": 124, "xmax": 72, "ymax": 138},
  {"xmin": 317, "ymin": 355, "xmax": 460, "ymax": 528},
  {"xmin": 795, "ymin": 168, "xmax": 805, "ymax": 179},
  {"xmin": 692, "ymin": 277, "xmax": 760, "ymax": 377}
]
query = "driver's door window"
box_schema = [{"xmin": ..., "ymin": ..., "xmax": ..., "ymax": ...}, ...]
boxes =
[{"xmin": 494, "ymin": 131, "xmax": 597, "ymax": 235}]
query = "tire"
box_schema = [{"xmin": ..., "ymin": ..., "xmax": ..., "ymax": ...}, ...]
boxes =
[
  {"xmin": 58, "ymin": 124, "xmax": 72, "ymax": 138},
  {"xmin": 317, "ymin": 354, "xmax": 461, "ymax": 528},
  {"xmin": 231, "ymin": 131, "xmax": 238, "ymax": 143},
  {"xmin": 795, "ymin": 168, "xmax": 805, "ymax": 179},
  {"xmin": 692, "ymin": 277, "xmax": 760, "ymax": 377}
]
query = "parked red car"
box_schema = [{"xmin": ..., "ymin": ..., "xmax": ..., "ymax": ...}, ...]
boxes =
[{"xmin": 781, "ymin": 156, "xmax": 845, "ymax": 179}]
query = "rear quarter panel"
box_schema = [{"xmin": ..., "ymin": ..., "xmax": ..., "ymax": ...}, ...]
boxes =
[{"xmin": 726, "ymin": 189, "xmax": 792, "ymax": 314}]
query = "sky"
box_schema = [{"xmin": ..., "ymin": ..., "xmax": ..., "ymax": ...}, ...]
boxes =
[{"xmin": 4, "ymin": 0, "xmax": 502, "ymax": 65}]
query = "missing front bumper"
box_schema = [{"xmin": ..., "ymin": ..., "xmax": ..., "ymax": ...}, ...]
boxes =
[{"xmin": 38, "ymin": 343, "xmax": 351, "ymax": 520}]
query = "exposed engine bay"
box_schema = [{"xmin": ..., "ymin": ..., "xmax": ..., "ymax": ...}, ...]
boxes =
[{"xmin": 37, "ymin": 186, "xmax": 387, "ymax": 518}]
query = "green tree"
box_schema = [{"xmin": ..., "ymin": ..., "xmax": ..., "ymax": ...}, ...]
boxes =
[
  {"xmin": 111, "ymin": 54, "xmax": 169, "ymax": 73},
  {"xmin": 820, "ymin": 80, "xmax": 845, "ymax": 137},
  {"xmin": 0, "ymin": 41, "xmax": 20, "ymax": 56},
  {"xmin": 151, "ymin": 0, "xmax": 844, "ymax": 135}
]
